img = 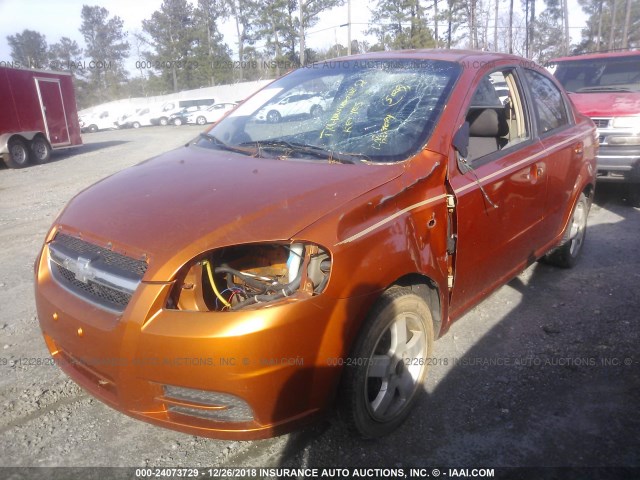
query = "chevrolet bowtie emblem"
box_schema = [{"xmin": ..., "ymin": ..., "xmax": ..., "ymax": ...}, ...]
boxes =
[{"xmin": 63, "ymin": 256, "xmax": 96, "ymax": 284}]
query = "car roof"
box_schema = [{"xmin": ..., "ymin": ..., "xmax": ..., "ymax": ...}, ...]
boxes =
[
  {"xmin": 549, "ymin": 50, "xmax": 640, "ymax": 63},
  {"xmin": 325, "ymin": 49, "xmax": 530, "ymax": 65}
]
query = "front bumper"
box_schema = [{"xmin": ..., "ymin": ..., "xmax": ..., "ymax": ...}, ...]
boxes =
[
  {"xmin": 596, "ymin": 145, "xmax": 640, "ymax": 183},
  {"xmin": 35, "ymin": 244, "xmax": 370, "ymax": 439}
]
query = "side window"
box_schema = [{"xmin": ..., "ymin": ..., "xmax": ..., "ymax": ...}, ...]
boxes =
[
  {"xmin": 524, "ymin": 69, "xmax": 569, "ymax": 135},
  {"xmin": 465, "ymin": 69, "xmax": 530, "ymax": 163}
]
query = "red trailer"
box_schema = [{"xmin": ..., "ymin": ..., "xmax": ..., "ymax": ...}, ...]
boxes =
[{"xmin": 0, "ymin": 66, "xmax": 82, "ymax": 168}]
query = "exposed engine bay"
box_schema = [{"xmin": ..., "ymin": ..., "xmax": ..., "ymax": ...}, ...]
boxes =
[{"xmin": 168, "ymin": 243, "xmax": 331, "ymax": 312}]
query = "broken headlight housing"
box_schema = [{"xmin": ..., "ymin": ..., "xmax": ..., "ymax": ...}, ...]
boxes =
[{"xmin": 167, "ymin": 242, "xmax": 331, "ymax": 312}]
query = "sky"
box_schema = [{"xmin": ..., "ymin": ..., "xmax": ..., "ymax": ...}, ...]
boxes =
[{"xmin": 0, "ymin": 0, "xmax": 588, "ymax": 71}]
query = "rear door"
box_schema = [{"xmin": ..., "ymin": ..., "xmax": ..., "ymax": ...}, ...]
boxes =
[
  {"xmin": 520, "ymin": 68, "xmax": 585, "ymax": 244},
  {"xmin": 35, "ymin": 77, "xmax": 70, "ymax": 146}
]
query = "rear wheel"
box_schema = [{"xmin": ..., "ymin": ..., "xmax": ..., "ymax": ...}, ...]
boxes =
[
  {"xmin": 339, "ymin": 287, "xmax": 434, "ymax": 438},
  {"xmin": 5, "ymin": 138, "xmax": 30, "ymax": 168},
  {"xmin": 30, "ymin": 136, "xmax": 51, "ymax": 164},
  {"xmin": 88, "ymin": 125, "xmax": 98, "ymax": 133},
  {"xmin": 196, "ymin": 116, "xmax": 207, "ymax": 125},
  {"xmin": 173, "ymin": 118, "xmax": 183, "ymax": 126},
  {"xmin": 544, "ymin": 192, "xmax": 589, "ymax": 268},
  {"xmin": 159, "ymin": 117, "xmax": 168, "ymax": 126},
  {"xmin": 132, "ymin": 121, "xmax": 141, "ymax": 129}
]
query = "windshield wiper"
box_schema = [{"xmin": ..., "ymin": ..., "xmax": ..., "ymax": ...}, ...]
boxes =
[
  {"xmin": 576, "ymin": 86, "xmax": 632, "ymax": 93},
  {"xmin": 197, "ymin": 133, "xmax": 257, "ymax": 156},
  {"xmin": 239, "ymin": 140, "xmax": 368, "ymax": 164}
]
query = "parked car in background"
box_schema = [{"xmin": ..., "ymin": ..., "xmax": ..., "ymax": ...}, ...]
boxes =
[
  {"xmin": 255, "ymin": 92, "xmax": 325, "ymax": 123},
  {"xmin": 119, "ymin": 107, "xmax": 158, "ymax": 129},
  {"xmin": 35, "ymin": 50, "xmax": 596, "ymax": 441},
  {"xmin": 169, "ymin": 104, "xmax": 214, "ymax": 126},
  {"xmin": 186, "ymin": 102, "xmax": 237, "ymax": 125},
  {"xmin": 79, "ymin": 110, "xmax": 118, "ymax": 133},
  {"xmin": 151, "ymin": 98, "xmax": 215, "ymax": 126},
  {"xmin": 548, "ymin": 50, "xmax": 640, "ymax": 205},
  {"xmin": 0, "ymin": 66, "xmax": 82, "ymax": 168}
]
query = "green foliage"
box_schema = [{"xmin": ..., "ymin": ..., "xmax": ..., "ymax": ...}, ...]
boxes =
[
  {"xmin": 7, "ymin": 29, "xmax": 49, "ymax": 68},
  {"xmin": 575, "ymin": 0, "xmax": 640, "ymax": 52},
  {"xmin": 141, "ymin": 0, "xmax": 199, "ymax": 91},
  {"xmin": 48, "ymin": 37, "xmax": 82, "ymax": 72},
  {"xmin": 80, "ymin": 5, "xmax": 130, "ymax": 104},
  {"xmin": 368, "ymin": 0, "xmax": 436, "ymax": 50}
]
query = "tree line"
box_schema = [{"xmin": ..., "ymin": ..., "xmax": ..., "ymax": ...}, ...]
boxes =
[{"xmin": 4, "ymin": 0, "xmax": 639, "ymax": 109}]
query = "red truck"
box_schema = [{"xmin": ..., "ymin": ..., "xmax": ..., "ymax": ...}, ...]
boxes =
[
  {"xmin": 548, "ymin": 51, "xmax": 640, "ymax": 205},
  {"xmin": 0, "ymin": 66, "xmax": 82, "ymax": 168}
]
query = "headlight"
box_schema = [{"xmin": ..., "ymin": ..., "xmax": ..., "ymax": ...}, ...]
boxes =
[
  {"xmin": 167, "ymin": 242, "xmax": 331, "ymax": 312},
  {"xmin": 612, "ymin": 116, "xmax": 640, "ymax": 131}
]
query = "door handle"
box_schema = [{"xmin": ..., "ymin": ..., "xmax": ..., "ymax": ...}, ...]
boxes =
[
  {"xmin": 574, "ymin": 143, "xmax": 584, "ymax": 157},
  {"xmin": 528, "ymin": 164, "xmax": 544, "ymax": 182}
]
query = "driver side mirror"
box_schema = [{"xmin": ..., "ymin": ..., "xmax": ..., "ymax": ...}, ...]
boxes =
[{"xmin": 452, "ymin": 122, "xmax": 469, "ymax": 159}]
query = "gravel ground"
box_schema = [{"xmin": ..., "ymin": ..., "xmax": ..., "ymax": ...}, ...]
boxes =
[{"xmin": 0, "ymin": 127, "xmax": 638, "ymax": 473}]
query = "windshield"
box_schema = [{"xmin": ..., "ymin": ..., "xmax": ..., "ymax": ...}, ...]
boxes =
[
  {"xmin": 550, "ymin": 56, "xmax": 640, "ymax": 93},
  {"xmin": 200, "ymin": 59, "xmax": 461, "ymax": 163}
]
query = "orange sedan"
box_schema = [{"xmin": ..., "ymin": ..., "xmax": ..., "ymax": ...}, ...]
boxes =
[{"xmin": 34, "ymin": 50, "xmax": 596, "ymax": 439}]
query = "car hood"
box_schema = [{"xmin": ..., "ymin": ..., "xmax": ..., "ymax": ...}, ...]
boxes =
[
  {"xmin": 568, "ymin": 92, "xmax": 640, "ymax": 117},
  {"xmin": 56, "ymin": 145, "xmax": 403, "ymax": 278}
]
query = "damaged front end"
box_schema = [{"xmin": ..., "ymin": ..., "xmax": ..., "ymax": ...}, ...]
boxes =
[{"xmin": 168, "ymin": 242, "xmax": 332, "ymax": 312}]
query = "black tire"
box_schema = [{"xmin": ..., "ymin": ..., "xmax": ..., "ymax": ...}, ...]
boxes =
[
  {"xmin": 5, "ymin": 138, "xmax": 30, "ymax": 168},
  {"xmin": 159, "ymin": 117, "xmax": 168, "ymax": 126},
  {"xmin": 626, "ymin": 185, "xmax": 640, "ymax": 208},
  {"xmin": 132, "ymin": 122, "xmax": 141, "ymax": 129},
  {"xmin": 339, "ymin": 287, "xmax": 434, "ymax": 438},
  {"xmin": 544, "ymin": 192, "xmax": 589, "ymax": 268},
  {"xmin": 310, "ymin": 104, "xmax": 323, "ymax": 117},
  {"xmin": 266, "ymin": 110, "xmax": 281, "ymax": 123},
  {"xmin": 196, "ymin": 116, "xmax": 207, "ymax": 125},
  {"xmin": 173, "ymin": 118, "xmax": 183, "ymax": 126},
  {"xmin": 30, "ymin": 136, "xmax": 51, "ymax": 164},
  {"xmin": 88, "ymin": 125, "xmax": 98, "ymax": 133}
]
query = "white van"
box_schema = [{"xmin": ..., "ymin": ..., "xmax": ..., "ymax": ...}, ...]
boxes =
[{"xmin": 79, "ymin": 111, "xmax": 118, "ymax": 133}]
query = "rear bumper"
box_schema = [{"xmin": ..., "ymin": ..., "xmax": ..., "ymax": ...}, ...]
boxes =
[{"xmin": 35, "ymin": 244, "xmax": 370, "ymax": 439}]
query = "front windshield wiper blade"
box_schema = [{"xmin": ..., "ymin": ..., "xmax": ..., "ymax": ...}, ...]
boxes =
[
  {"xmin": 239, "ymin": 140, "xmax": 368, "ymax": 164},
  {"xmin": 197, "ymin": 133, "xmax": 257, "ymax": 157},
  {"xmin": 576, "ymin": 86, "xmax": 632, "ymax": 93}
]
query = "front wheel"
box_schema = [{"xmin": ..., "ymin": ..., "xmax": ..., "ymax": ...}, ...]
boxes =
[
  {"xmin": 339, "ymin": 287, "xmax": 434, "ymax": 438},
  {"xmin": 30, "ymin": 136, "xmax": 51, "ymax": 164},
  {"xmin": 626, "ymin": 184, "xmax": 640, "ymax": 208},
  {"xmin": 159, "ymin": 117, "xmax": 168, "ymax": 126},
  {"xmin": 544, "ymin": 192, "xmax": 589, "ymax": 268},
  {"xmin": 173, "ymin": 118, "xmax": 183, "ymax": 126},
  {"xmin": 132, "ymin": 122, "xmax": 141, "ymax": 129}
]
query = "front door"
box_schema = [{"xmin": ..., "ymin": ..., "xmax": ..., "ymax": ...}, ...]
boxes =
[
  {"xmin": 35, "ymin": 78, "xmax": 70, "ymax": 146},
  {"xmin": 448, "ymin": 67, "xmax": 548, "ymax": 318}
]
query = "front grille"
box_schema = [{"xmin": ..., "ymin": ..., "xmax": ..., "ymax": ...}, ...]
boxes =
[
  {"xmin": 591, "ymin": 118, "xmax": 611, "ymax": 128},
  {"xmin": 55, "ymin": 264, "xmax": 132, "ymax": 309},
  {"xmin": 48, "ymin": 233, "xmax": 147, "ymax": 312},
  {"xmin": 53, "ymin": 233, "xmax": 148, "ymax": 277}
]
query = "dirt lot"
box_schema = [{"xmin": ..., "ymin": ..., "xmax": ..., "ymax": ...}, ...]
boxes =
[{"xmin": 0, "ymin": 127, "xmax": 639, "ymax": 472}]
